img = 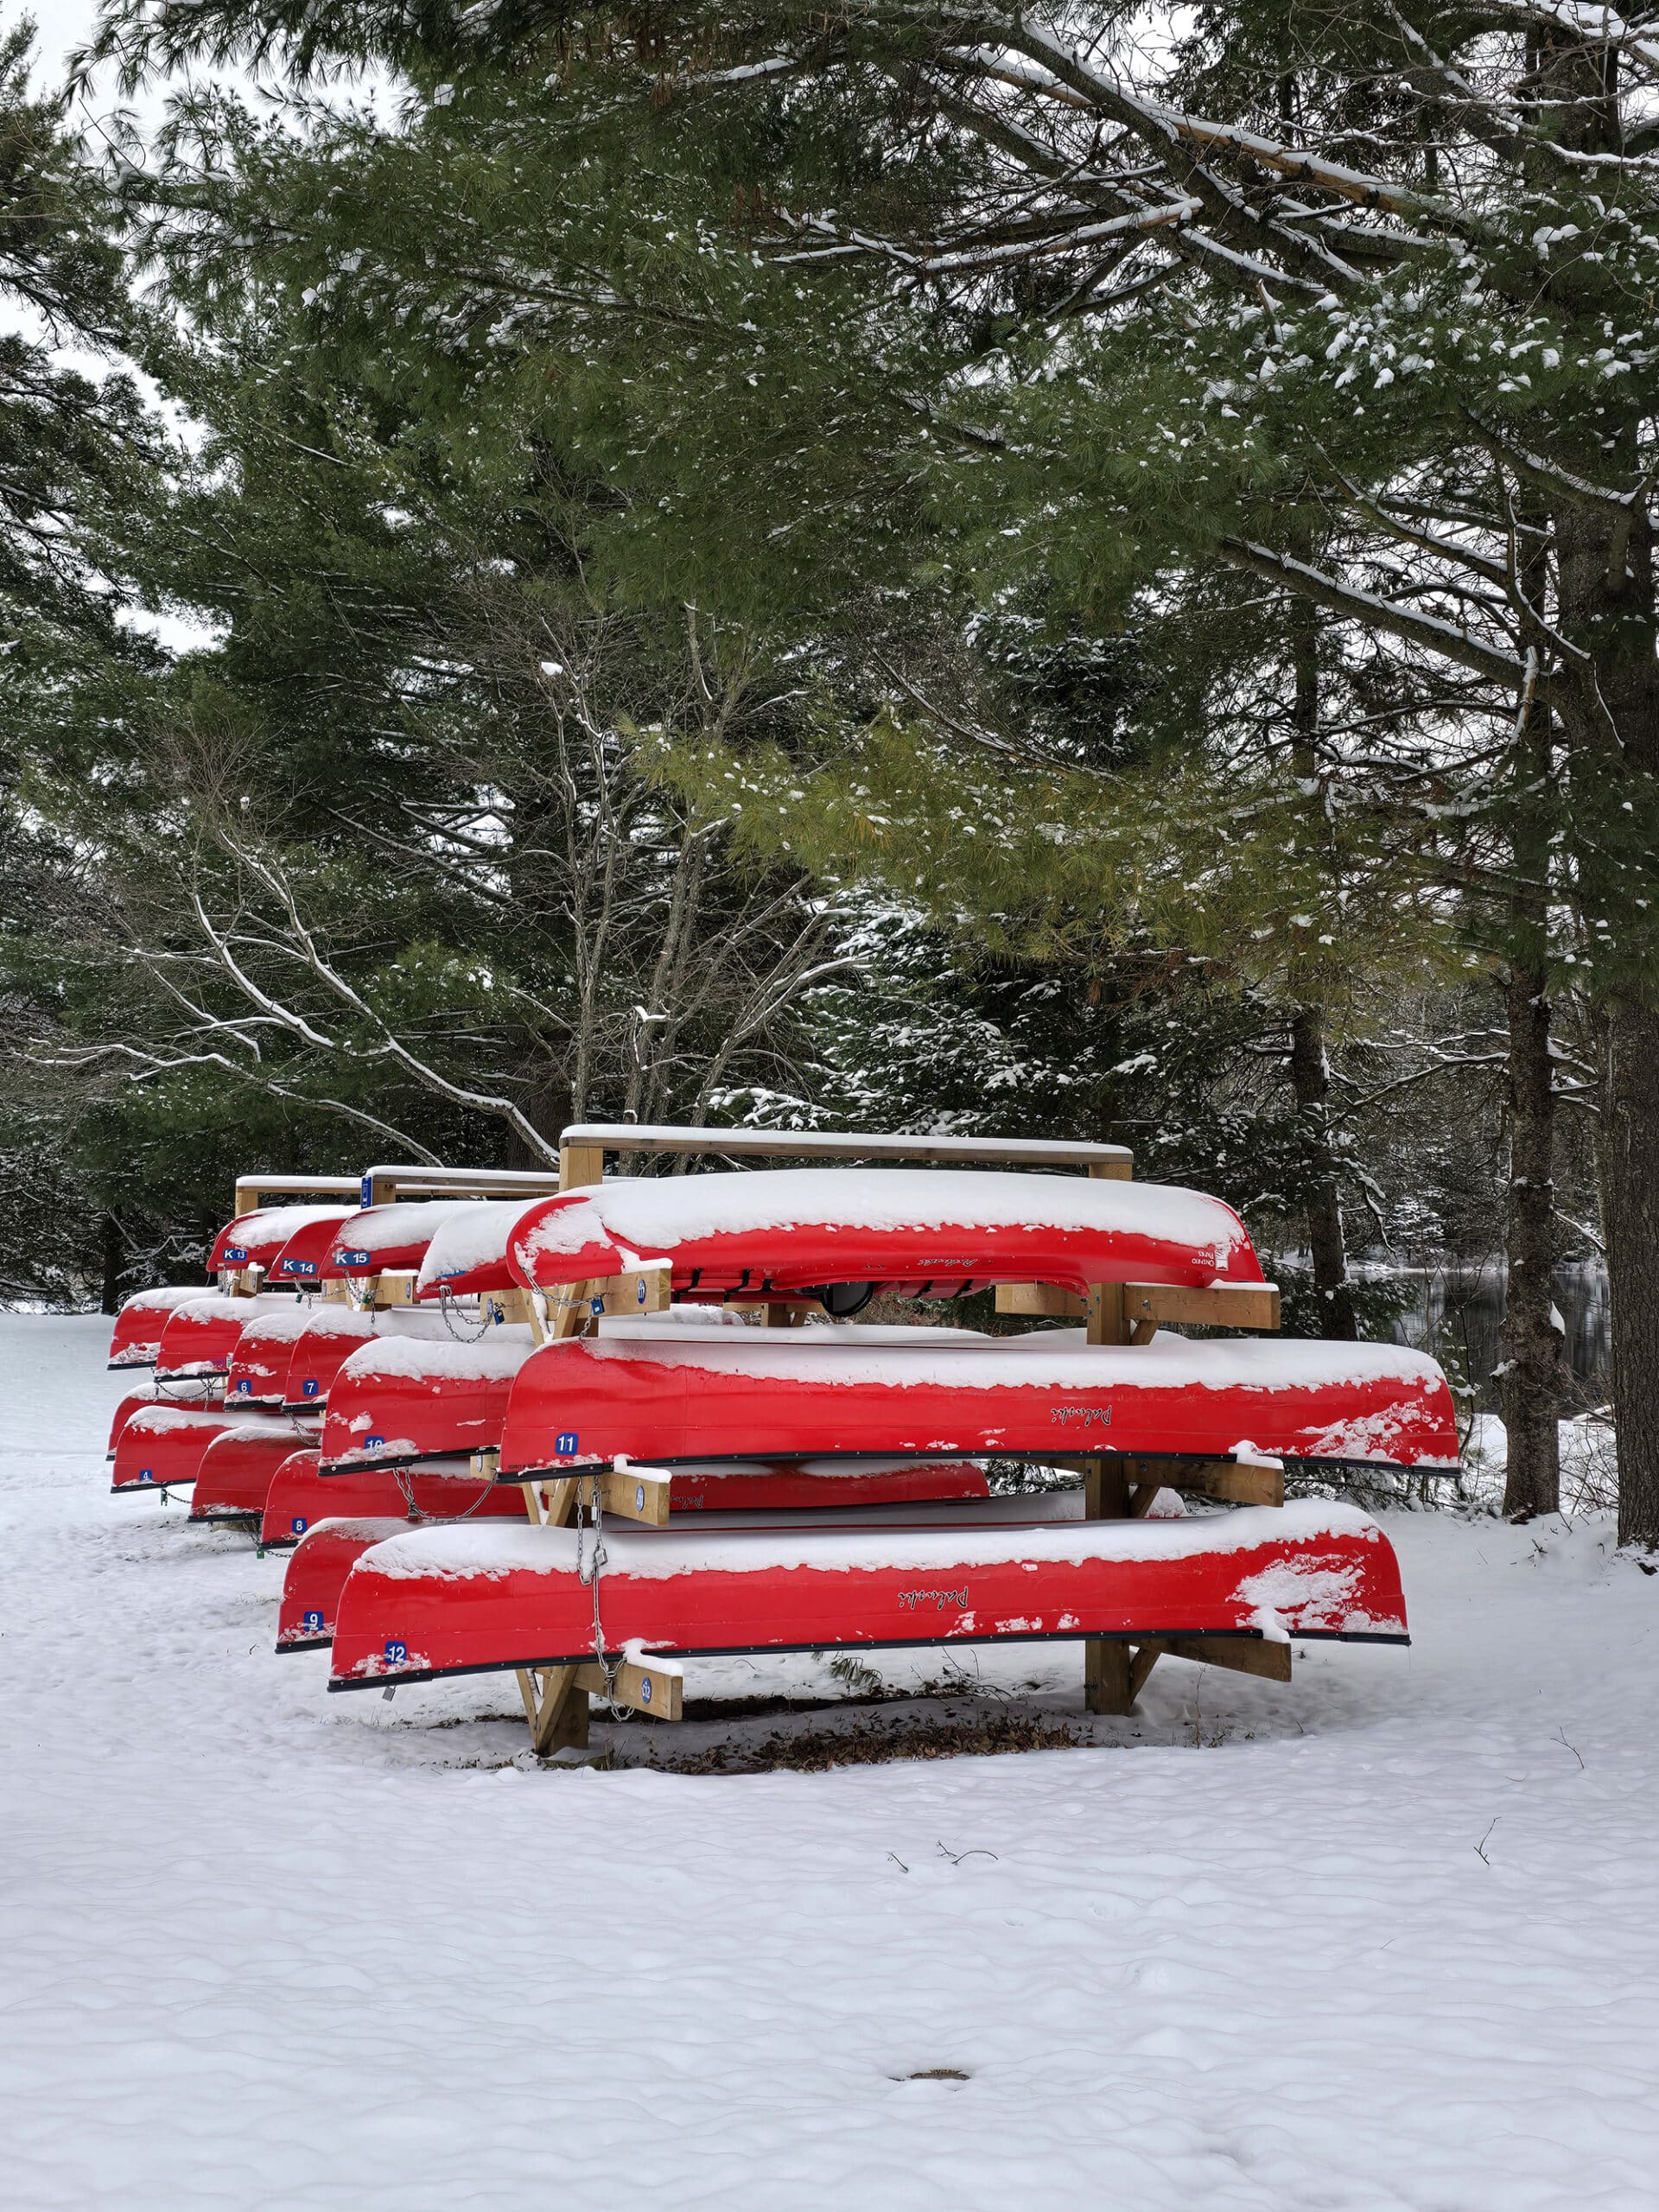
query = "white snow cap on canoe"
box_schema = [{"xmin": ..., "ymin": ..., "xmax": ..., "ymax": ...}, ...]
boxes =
[
  {"xmin": 334, "ymin": 1328, "xmax": 537, "ymax": 1384},
  {"xmin": 416, "ymin": 1200, "xmax": 545, "ymax": 1287},
  {"xmin": 574, "ymin": 1326, "xmax": 1441, "ymax": 1395},
  {"xmin": 516, "ymin": 1166, "xmax": 1252, "ymax": 1266},
  {"xmin": 358, "ymin": 1497, "xmax": 1386, "ymax": 1584},
  {"xmin": 329, "ymin": 1200, "xmax": 486, "ymax": 1260},
  {"xmin": 224, "ymin": 1204, "xmax": 353, "ymax": 1245}
]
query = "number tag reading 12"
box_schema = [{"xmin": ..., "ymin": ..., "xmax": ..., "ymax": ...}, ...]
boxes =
[{"xmin": 384, "ymin": 1641, "xmax": 408, "ymax": 1664}]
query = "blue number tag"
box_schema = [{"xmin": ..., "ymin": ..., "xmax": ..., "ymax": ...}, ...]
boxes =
[
  {"xmin": 556, "ymin": 1431, "xmax": 579, "ymax": 1455},
  {"xmin": 384, "ymin": 1640, "xmax": 408, "ymax": 1664},
  {"xmin": 637, "ymin": 1279, "xmax": 648, "ymax": 1305},
  {"xmin": 139, "ymin": 1469, "xmax": 154, "ymax": 1483},
  {"xmin": 365, "ymin": 1434, "xmax": 385, "ymax": 1450},
  {"xmin": 303, "ymin": 1610, "xmax": 324, "ymax": 1632},
  {"xmin": 290, "ymin": 1516, "xmax": 308, "ymax": 1535},
  {"xmin": 639, "ymin": 1677, "xmax": 652, "ymax": 1705},
  {"xmin": 341, "ymin": 1248, "xmax": 372, "ymax": 1267},
  {"xmin": 302, "ymin": 1379, "xmax": 319, "ymax": 1398},
  {"xmin": 224, "ymin": 1245, "xmax": 248, "ymax": 1264},
  {"xmin": 635, "ymin": 1483, "xmax": 646, "ymax": 1512},
  {"xmin": 235, "ymin": 1378, "xmax": 251, "ymax": 1394},
  {"xmin": 359, "ymin": 1175, "xmax": 374, "ymax": 1207},
  {"xmin": 288, "ymin": 1261, "xmax": 317, "ymax": 1277}
]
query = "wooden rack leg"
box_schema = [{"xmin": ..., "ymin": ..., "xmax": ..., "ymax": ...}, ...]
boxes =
[
  {"xmin": 1084, "ymin": 1441, "xmax": 1159, "ymax": 1717},
  {"xmin": 517, "ymin": 1663, "xmax": 589, "ymax": 1754}
]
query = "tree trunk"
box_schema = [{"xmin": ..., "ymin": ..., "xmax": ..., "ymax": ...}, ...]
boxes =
[
  {"xmin": 1601, "ymin": 1001, "xmax": 1659, "ymax": 1548},
  {"xmin": 1498, "ymin": 960, "xmax": 1561, "ymax": 1518},
  {"xmin": 1287, "ymin": 1002, "xmax": 1358, "ymax": 1339},
  {"xmin": 1551, "ymin": 477, "xmax": 1659, "ymax": 1546},
  {"xmin": 1286, "ymin": 577, "xmax": 1357, "ymax": 1340},
  {"xmin": 99, "ymin": 1212, "xmax": 124, "ymax": 1315}
]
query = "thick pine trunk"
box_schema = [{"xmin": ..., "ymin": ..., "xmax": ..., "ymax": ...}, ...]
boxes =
[
  {"xmin": 1287, "ymin": 1002, "xmax": 1358, "ymax": 1339},
  {"xmin": 1287, "ymin": 581, "xmax": 1358, "ymax": 1342},
  {"xmin": 1498, "ymin": 962, "xmax": 1561, "ymax": 1518},
  {"xmin": 1601, "ymin": 1003, "xmax": 1659, "ymax": 1548},
  {"xmin": 1552, "ymin": 483, "xmax": 1659, "ymax": 1546}
]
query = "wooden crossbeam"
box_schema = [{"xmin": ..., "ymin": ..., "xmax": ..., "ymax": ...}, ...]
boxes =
[
  {"xmin": 543, "ymin": 1267, "xmax": 671, "ymax": 1338},
  {"xmin": 1136, "ymin": 1636, "xmax": 1293, "ymax": 1685},
  {"xmin": 595, "ymin": 1465, "xmax": 672, "ymax": 1526},
  {"xmin": 574, "ymin": 1652, "xmax": 683, "ymax": 1720},
  {"xmin": 996, "ymin": 1280, "xmax": 1281, "ymax": 1331}
]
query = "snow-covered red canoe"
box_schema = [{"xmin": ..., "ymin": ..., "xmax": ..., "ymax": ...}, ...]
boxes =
[
  {"xmin": 107, "ymin": 1376, "xmax": 220, "ymax": 1456},
  {"xmin": 318, "ymin": 1329, "xmax": 538, "ymax": 1471},
  {"xmin": 264, "ymin": 1212, "xmax": 352, "ymax": 1287},
  {"xmin": 282, "ymin": 1517, "xmax": 411, "ymax": 1649},
  {"xmin": 261, "ymin": 1451, "xmax": 519, "ymax": 1549},
  {"xmin": 412, "ymin": 1199, "xmax": 549, "ymax": 1298},
  {"xmin": 111, "ymin": 1403, "xmax": 242, "ymax": 1492},
  {"xmin": 155, "ymin": 1292, "xmax": 300, "ymax": 1382},
  {"xmin": 498, "ymin": 1330, "xmax": 1460, "ymax": 1477},
  {"xmin": 107, "ymin": 1286, "xmax": 217, "ymax": 1370},
  {"xmin": 313, "ymin": 1308, "xmax": 769, "ymax": 1471},
  {"xmin": 208, "ymin": 1204, "xmax": 352, "ymax": 1278},
  {"xmin": 499, "ymin": 1167, "xmax": 1266, "ymax": 1303},
  {"xmin": 225, "ymin": 1302, "xmax": 327, "ymax": 1408},
  {"xmin": 282, "ymin": 1306, "xmax": 467, "ymax": 1412},
  {"xmin": 322, "ymin": 1199, "xmax": 489, "ymax": 1281},
  {"xmin": 327, "ymin": 1500, "xmax": 1408, "ymax": 1688},
  {"xmin": 188, "ymin": 1417, "xmax": 321, "ymax": 1523}
]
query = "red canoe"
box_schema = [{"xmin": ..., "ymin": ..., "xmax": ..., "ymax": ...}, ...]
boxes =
[
  {"xmin": 497, "ymin": 1330, "xmax": 1461, "ymax": 1478},
  {"xmin": 155, "ymin": 1292, "xmax": 303, "ymax": 1382},
  {"xmin": 108, "ymin": 1287, "xmax": 217, "ymax": 1370},
  {"xmin": 224, "ymin": 1302, "xmax": 328, "ymax": 1408},
  {"xmin": 207, "ymin": 1205, "xmax": 353, "ymax": 1278},
  {"xmin": 283, "ymin": 1306, "xmax": 466, "ymax": 1411},
  {"xmin": 188, "ymin": 1418, "xmax": 321, "ymax": 1522},
  {"xmin": 111, "ymin": 1403, "xmax": 241, "ymax": 1492},
  {"xmin": 261, "ymin": 1451, "xmax": 518, "ymax": 1549},
  {"xmin": 281, "ymin": 1517, "xmax": 410, "ymax": 1649},
  {"xmin": 323, "ymin": 1199, "xmax": 491, "ymax": 1280},
  {"xmin": 501, "ymin": 1167, "xmax": 1265, "ymax": 1302},
  {"xmin": 318, "ymin": 1328, "xmax": 538, "ymax": 1471},
  {"xmin": 107, "ymin": 1376, "xmax": 221, "ymax": 1455},
  {"xmin": 264, "ymin": 1213, "xmax": 352, "ymax": 1287},
  {"xmin": 413, "ymin": 1200, "xmax": 545, "ymax": 1298},
  {"xmin": 327, "ymin": 1500, "xmax": 1408, "ymax": 1688}
]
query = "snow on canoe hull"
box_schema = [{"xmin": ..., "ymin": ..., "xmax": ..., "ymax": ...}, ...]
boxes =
[
  {"xmin": 318, "ymin": 1331, "xmax": 537, "ymax": 1471},
  {"xmin": 155, "ymin": 1293, "xmax": 303, "ymax": 1382},
  {"xmin": 107, "ymin": 1377, "xmax": 221, "ymax": 1456},
  {"xmin": 322, "ymin": 1200, "xmax": 487, "ymax": 1281},
  {"xmin": 501, "ymin": 1168, "xmax": 1264, "ymax": 1301},
  {"xmin": 107, "ymin": 1287, "xmax": 217, "ymax": 1370},
  {"xmin": 261, "ymin": 1452, "xmax": 518, "ymax": 1550},
  {"xmin": 281, "ymin": 1517, "xmax": 412, "ymax": 1650},
  {"xmin": 111, "ymin": 1404, "xmax": 241, "ymax": 1492},
  {"xmin": 188, "ymin": 1419, "xmax": 321, "ymax": 1522},
  {"xmin": 497, "ymin": 1332, "xmax": 1462, "ymax": 1478},
  {"xmin": 327, "ymin": 1501, "xmax": 1408, "ymax": 1688}
]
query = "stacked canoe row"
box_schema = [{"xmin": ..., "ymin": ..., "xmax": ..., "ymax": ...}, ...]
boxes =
[{"xmin": 105, "ymin": 1129, "xmax": 1460, "ymax": 1750}]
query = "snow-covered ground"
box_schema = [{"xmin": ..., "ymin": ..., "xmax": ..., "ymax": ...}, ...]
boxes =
[{"xmin": 4, "ymin": 1313, "xmax": 1657, "ymax": 2211}]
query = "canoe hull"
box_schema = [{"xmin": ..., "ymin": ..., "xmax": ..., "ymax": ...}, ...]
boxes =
[{"xmin": 328, "ymin": 1503, "xmax": 1408, "ymax": 1688}]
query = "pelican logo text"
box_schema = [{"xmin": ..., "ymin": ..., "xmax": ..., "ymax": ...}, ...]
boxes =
[
  {"xmin": 899, "ymin": 1587, "xmax": 969, "ymax": 1611},
  {"xmin": 1051, "ymin": 1405, "xmax": 1112, "ymax": 1429}
]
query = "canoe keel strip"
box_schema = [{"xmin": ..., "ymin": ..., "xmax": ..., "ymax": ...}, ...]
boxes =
[{"xmin": 327, "ymin": 1502, "xmax": 1408, "ymax": 1687}]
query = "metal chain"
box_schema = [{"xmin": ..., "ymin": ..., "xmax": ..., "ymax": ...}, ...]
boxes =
[
  {"xmin": 574, "ymin": 1473, "xmax": 625, "ymax": 1716},
  {"xmin": 437, "ymin": 1283, "xmax": 492, "ymax": 1342}
]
